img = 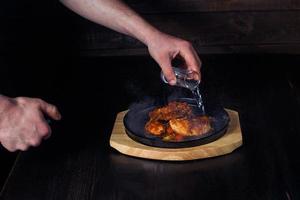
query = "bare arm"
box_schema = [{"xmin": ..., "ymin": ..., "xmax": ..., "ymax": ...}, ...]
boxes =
[
  {"xmin": 60, "ymin": 0, "xmax": 202, "ymax": 84},
  {"xmin": 60, "ymin": 0, "xmax": 158, "ymax": 45}
]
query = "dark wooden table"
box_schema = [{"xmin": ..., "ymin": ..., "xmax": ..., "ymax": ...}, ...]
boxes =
[{"xmin": 1, "ymin": 55, "xmax": 300, "ymax": 200}]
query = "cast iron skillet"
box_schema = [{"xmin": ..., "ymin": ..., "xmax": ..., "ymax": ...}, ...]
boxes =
[{"xmin": 123, "ymin": 98, "xmax": 230, "ymax": 148}]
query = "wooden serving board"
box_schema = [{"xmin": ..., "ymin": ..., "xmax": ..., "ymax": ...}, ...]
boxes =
[{"xmin": 110, "ymin": 109, "xmax": 243, "ymax": 161}]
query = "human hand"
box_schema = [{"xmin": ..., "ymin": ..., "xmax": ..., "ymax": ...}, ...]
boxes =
[
  {"xmin": 0, "ymin": 96, "xmax": 61, "ymax": 152},
  {"xmin": 147, "ymin": 32, "xmax": 202, "ymax": 85}
]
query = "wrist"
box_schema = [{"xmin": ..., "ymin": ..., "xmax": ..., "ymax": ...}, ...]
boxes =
[
  {"xmin": 0, "ymin": 95, "xmax": 14, "ymax": 116},
  {"xmin": 129, "ymin": 20, "xmax": 163, "ymax": 47},
  {"xmin": 141, "ymin": 28, "xmax": 164, "ymax": 47}
]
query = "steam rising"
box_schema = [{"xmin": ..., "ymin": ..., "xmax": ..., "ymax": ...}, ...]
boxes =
[{"xmin": 128, "ymin": 86, "xmax": 194, "ymax": 111}]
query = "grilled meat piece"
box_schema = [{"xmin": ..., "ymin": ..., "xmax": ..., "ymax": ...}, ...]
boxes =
[
  {"xmin": 169, "ymin": 116, "xmax": 211, "ymax": 136},
  {"xmin": 149, "ymin": 102, "xmax": 192, "ymax": 121},
  {"xmin": 145, "ymin": 101, "xmax": 211, "ymax": 140},
  {"xmin": 145, "ymin": 120, "xmax": 165, "ymax": 136}
]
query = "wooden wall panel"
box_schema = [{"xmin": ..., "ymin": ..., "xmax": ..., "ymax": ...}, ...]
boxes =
[
  {"xmin": 125, "ymin": 0, "xmax": 300, "ymax": 13},
  {"xmin": 78, "ymin": 11, "xmax": 300, "ymax": 56},
  {"xmin": 1, "ymin": 1, "xmax": 300, "ymax": 56}
]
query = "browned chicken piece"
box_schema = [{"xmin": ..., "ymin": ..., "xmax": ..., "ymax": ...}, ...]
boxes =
[
  {"xmin": 169, "ymin": 116, "xmax": 211, "ymax": 136},
  {"xmin": 145, "ymin": 120, "xmax": 165, "ymax": 136},
  {"xmin": 146, "ymin": 101, "xmax": 212, "ymax": 140},
  {"xmin": 169, "ymin": 118, "xmax": 189, "ymax": 136},
  {"xmin": 149, "ymin": 102, "xmax": 192, "ymax": 121},
  {"xmin": 165, "ymin": 123, "xmax": 175, "ymax": 135}
]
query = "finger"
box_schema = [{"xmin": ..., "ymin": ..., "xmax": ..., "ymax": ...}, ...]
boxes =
[
  {"xmin": 1, "ymin": 140, "xmax": 17, "ymax": 152},
  {"xmin": 158, "ymin": 55, "xmax": 177, "ymax": 85},
  {"xmin": 43, "ymin": 131, "xmax": 52, "ymax": 140},
  {"xmin": 38, "ymin": 100, "xmax": 62, "ymax": 120},
  {"xmin": 1, "ymin": 130, "xmax": 31, "ymax": 151},
  {"xmin": 27, "ymin": 137, "xmax": 42, "ymax": 147},
  {"xmin": 17, "ymin": 144, "xmax": 29, "ymax": 151},
  {"xmin": 190, "ymin": 49, "xmax": 202, "ymax": 81},
  {"xmin": 36, "ymin": 117, "xmax": 52, "ymax": 140},
  {"xmin": 190, "ymin": 48, "xmax": 202, "ymax": 70},
  {"xmin": 180, "ymin": 45, "xmax": 202, "ymax": 80}
]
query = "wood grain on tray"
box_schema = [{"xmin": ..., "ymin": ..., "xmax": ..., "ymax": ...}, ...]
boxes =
[{"xmin": 110, "ymin": 109, "xmax": 243, "ymax": 161}]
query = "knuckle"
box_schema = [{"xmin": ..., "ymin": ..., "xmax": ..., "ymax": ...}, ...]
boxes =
[
  {"xmin": 29, "ymin": 139, "xmax": 41, "ymax": 147},
  {"xmin": 181, "ymin": 40, "xmax": 192, "ymax": 48},
  {"xmin": 41, "ymin": 130, "xmax": 51, "ymax": 138},
  {"xmin": 19, "ymin": 145, "xmax": 29, "ymax": 151},
  {"xmin": 34, "ymin": 98, "xmax": 44, "ymax": 105},
  {"xmin": 15, "ymin": 97, "xmax": 27, "ymax": 104},
  {"xmin": 7, "ymin": 146, "xmax": 17, "ymax": 152},
  {"xmin": 50, "ymin": 104, "xmax": 58, "ymax": 113},
  {"xmin": 43, "ymin": 132, "xmax": 51, "ymax": 140},
  {"xmin": 39, "ymin": 124, "xmax": 51, "ymax": 136},
  {"xmin": 1, "ymin": 142, "xmax": 17, "ymax": 152}
]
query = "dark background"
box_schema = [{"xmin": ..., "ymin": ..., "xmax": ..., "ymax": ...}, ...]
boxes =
[
  {"xmin": 0, "ymin": 1, "xmax": 79, "ymax": 188},
  {"xmin": 1, "ymin": 0, "xmax": 300, "ymax": 191}
]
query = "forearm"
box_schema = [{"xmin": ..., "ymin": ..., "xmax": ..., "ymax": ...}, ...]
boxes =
[
  {"xmin": 60, "ymin": 0, "xmax": 160, "ymax": 45},
  {"xmin": 0, "ymin": 95, "xmax": 11, "ymax": 118},
  {"xmin": 60, "ymin": 0, "xmax": 201, "ymax": 83},
  {"xmin": 0, "ymin": 95, "xmax": 7, "ymax": 113}
]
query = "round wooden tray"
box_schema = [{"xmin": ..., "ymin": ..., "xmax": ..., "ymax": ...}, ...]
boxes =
[{"xmin": 109, "ymin": 109, "xmax": 243, "ymax": 161}]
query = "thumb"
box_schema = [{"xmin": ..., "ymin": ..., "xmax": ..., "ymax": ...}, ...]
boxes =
[
  {"xmin": 158, "ymin": 56, "xmax": 176, "ymax": 85},
  {"xmin": 38, "ymin": 100, "xmax": 62, "ymax": 121}
]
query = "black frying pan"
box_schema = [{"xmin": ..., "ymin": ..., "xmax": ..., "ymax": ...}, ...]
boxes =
[{"xmin": 123, "ymin": 98, "xmax": 230, "ymax": 148}]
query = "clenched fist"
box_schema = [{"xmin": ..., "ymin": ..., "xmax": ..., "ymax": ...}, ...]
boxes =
[{"xmin": 0, "ymin": 95, "xmax": 61, "ymax": 152}]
